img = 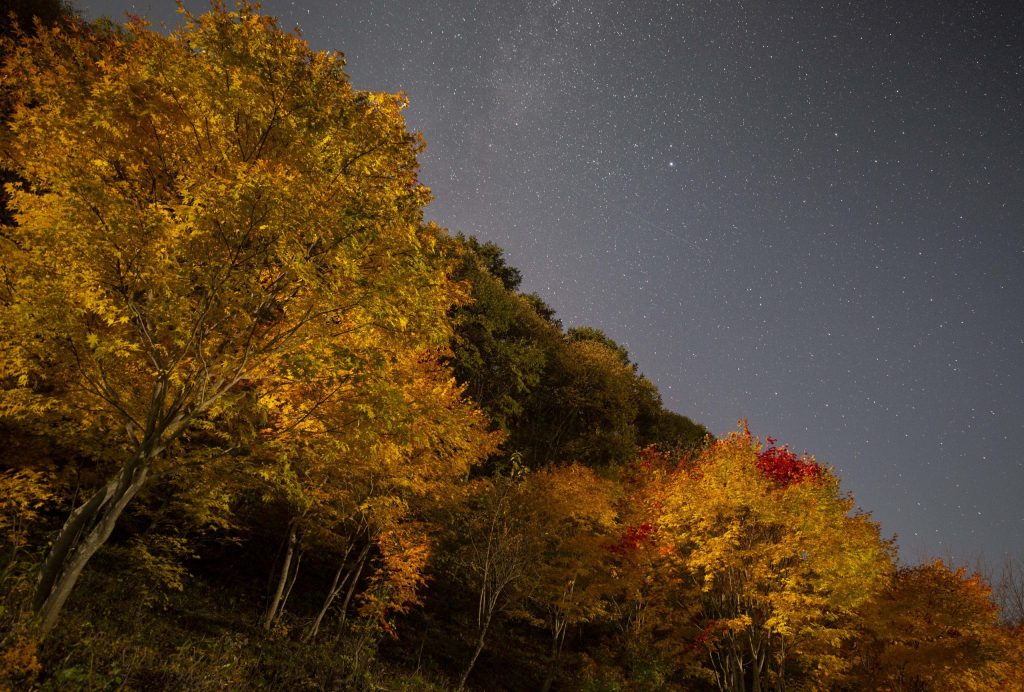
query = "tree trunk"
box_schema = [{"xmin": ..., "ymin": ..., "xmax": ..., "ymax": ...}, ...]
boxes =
[
  {"xmin": 775, "ymin": 636, "xmax": 786, "ymax": 691},
  {"xmin": 305, "ymin": 541, "xmax": 361, "ymax": 642},
  {"xmin": 458, "ymin": 609, "xmax": 493, "ymax": 691},
  {"xmin": 337, "ymin": 542, "xmax": 371, "ymax": 629},
  {"xmin": 541, "ymin": 583, "xmax": 573, "ymax": 692},
  {"xmin": 751, "ymin": 636, "xmax": 764, "ymax": 692},
  {"xmin": 31, "ymin": 447, "xmax": 152, "ymax": 638},
  {"xmin": 306, "ymin": 558, "xmax": 346, "ymax": 642},
  {"xmin": 263, "ymin": 521, "xmax": 298, "ymax": 631},
  {"xmin": 539, "ymin": 626, "xmax": 565, "ymax": 692},
  {"xmin": 30, "ymin": 374, "xmax": 202, "ymax": 639},
  {"xmin": 280, "ymin": 549, "xmax": 302, "ymax": 612}
]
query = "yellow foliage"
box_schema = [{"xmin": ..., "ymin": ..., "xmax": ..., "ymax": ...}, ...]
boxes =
[
  {"xmin": 0, "ymin": 0, "xmax": 496, "ymax": 636},
  {"xmin": 657, "ymin": 430, "xmax": 894, "ymax": 688},
  {"xmin": 0, "ymin": 469, "xmax": 54, "ymax": 549}
]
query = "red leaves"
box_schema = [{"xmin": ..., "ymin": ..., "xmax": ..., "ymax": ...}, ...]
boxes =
[
  {"xmin": 756, "ymin": 443, "xmax": 822, "ymax": 486},
  {"xmin": 605, "ymin": 522, "xmax": 656, "ymax": 555}
]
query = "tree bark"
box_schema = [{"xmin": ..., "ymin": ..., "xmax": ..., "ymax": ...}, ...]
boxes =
[
  {"xmin": 31, "ymin": 446, "xmax": 153, "ymax": 638},
  {"xmin": 305, "ymin": 541, "xmax": 363, "ymax": 642},
  {"xmin": 279, "ymin": 549, "xmax": 302, "ymax": 616},
  {"xmin": 263, "ymin": 521, "xmax": 299, "ymax": 631},
  {"xmin": 539, "ymin": 625, "xmax": 565, "ymax": 692},
  {"xmin": 337, "ymin": 542, "xmax": 371, "ymax": 629},
  {"xmin": 29, "ymin": 373, "xmax": 208, "ymax": 639}
]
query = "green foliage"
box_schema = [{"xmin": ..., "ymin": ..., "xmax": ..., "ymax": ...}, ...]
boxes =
[{"xmin": 443, "ymin": 233, "xmax": 705, "ymax": 471}]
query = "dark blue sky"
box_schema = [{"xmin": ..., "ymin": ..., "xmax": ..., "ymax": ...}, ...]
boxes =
[{"xmin": 80, "ymin": 0, "xmax": 1024, "ymax": 567}]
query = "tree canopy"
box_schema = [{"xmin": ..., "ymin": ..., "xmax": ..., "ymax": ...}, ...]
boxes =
[{"xmin": 0, "ymin": 1, "xmax": 489, "ymax": 637}]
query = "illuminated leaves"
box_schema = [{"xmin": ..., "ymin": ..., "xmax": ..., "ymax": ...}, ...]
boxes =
[
  {"xmin": 656, "ymin": 430, "xmax": 893, "ymax": 688},
  {"xmin": 0, "ymin": 1, "xmax": 486, "ymax": 636},
  {"xmin": 852, "ymin": 560, "xmax": 1021, "ymax": 690},
  {"xmin": 0, "ymin": 469, "xmax": 54, "ymax": 551},
  {"xmin": 755, "ymin": 438, "xmax": 823, "ymax": 486}
]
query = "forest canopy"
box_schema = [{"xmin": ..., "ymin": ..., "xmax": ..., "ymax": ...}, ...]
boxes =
[{"xmin": 0, "ymin": 3, "xmax": 1020, "ymax": 690}]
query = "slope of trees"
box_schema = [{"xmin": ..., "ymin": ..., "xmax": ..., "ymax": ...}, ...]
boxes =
[
  {"xmin": 0, "ymin": 3, "xmax": 1020, "ymax": 690},
  {"xmin": 443, "ymin": 233, "xmax": 708, "ymax": 471}
]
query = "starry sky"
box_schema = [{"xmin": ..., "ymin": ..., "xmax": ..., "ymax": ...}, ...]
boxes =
[{"xmin": 78, "ymin": 0, "xmax": 1023, "ymax": 567}]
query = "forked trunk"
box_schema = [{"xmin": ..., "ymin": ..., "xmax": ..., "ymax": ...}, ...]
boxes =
[
  {"xmin": 305, "ymin": 540, "xmax": 368, "ymax": 642},
  {"xmin": 540, "ymin": 619, "xmax": 567, "ymax": 692},
  {"xmin": 337, "ymin": 543, "xmax": 371, "ymax": 629},
  {"xmin": 32, "ymin": 447, "xmax": 153, "ymax": 638}
]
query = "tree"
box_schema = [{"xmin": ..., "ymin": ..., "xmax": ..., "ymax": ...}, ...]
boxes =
[
  {"xmin": 449, "ymin": 460, "xmax": 531, "ymax": 691},
  {"xmin": 657, "ymin": 429, "xmax": 893, "ymax": 690},
  {"xmin": 514, "ymin": 465, "xmax": 617, "ymax": 691},
  {"xmin": 597, "ymin": 446, "xmax": 699, "ymax": 689},
  {"xmin": 443, "ymin": 234, "xmax": 552, "ymax": 440},
  {"xmin": 555, "ymin": 336, "xmax": 642, "ymax": 467},
  {"xmin": 996, "ymin": 554, "xmax": 1024, "ymax": 628},
  {"xmin": 0, "ymin": 3, "xmax": 461, "ymax": 637},
  {"xmin": 445, "ymin": 461, "xmax": 614, "ymax": 690},
  {"xmin": 850, "ymin": 559, "xmax": 1021, "ymax": 690},
  {"xmin": 442, "ymin": 234, "xmax": 706, "ymax": 472},
  {"xmin": 253, "ymin": 346, "xmax": 498, "ymax": 637}
]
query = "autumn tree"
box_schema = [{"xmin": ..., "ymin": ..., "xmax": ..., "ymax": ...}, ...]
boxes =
[
  {"xmin": 657, "ymin": 429, "xmax": 893, "ymax": 690},
  {"xmin": 849, "ymin": 559, "xmax": 1021, "ymax": 690},
  {"xmin": 594, "ymin": 446, "xmax": 698, "ymax": 688},
  {"xmin": 0, "ymin": 3, "xmax": 465, "ymax": 637},
  {"xmin": 514, "ymin": 465, "xmax": 617, "ymax": 691},
  {"xmin": 442, "ymin": 461, "xmax": 611, "ymax": 689},
  {"xmin": 255, "ymin": 348, "xmax": 498, "ymax": 636},
  {"xmin": 447, "ymin": 459, "xmax": 531, "ymax": 690}
]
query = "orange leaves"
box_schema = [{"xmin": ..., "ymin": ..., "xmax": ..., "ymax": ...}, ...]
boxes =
[
  {"xmin": 852, "ymin": 559, "xmax": 1016, "ymax": 690},
  {"xmin": 360, "ymin": 521, "xmax": 432, "ymax": 633}
]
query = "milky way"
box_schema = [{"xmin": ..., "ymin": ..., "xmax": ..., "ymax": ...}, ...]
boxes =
[{"xmin": 81, "ymin": 0, "xmax": 1024, "ymax": 567}]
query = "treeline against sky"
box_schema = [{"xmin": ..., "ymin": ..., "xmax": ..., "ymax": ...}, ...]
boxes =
[{"xmin": 0, "ymin": 3, "xmax": 1021, "ymax": 690}]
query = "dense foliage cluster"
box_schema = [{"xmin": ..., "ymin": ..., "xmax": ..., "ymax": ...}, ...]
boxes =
[
  {"xmin": 0, "ymin": 3, "xmax": 1020, "ymax": 690},
  {"xmin": 755, "ymin": 438, "xmax": 824, "ymax": 486}
]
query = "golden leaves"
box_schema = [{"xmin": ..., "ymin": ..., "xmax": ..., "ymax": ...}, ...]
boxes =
[
  {"xmin": 0, "ymin": 1, "xmax": 496, "ymax": 637},
  {"xmin": 0, "ymin": 469, "xmax": 55, "ymax": 549},
  {"xmin": 654, "ymin": 429, "xmax": 893, "ymax": 686}
]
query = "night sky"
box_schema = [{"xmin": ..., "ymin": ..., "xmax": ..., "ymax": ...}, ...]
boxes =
[{"xmin": 79, "ymin": 1, "xmax": 1023, "ymax": 567}]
